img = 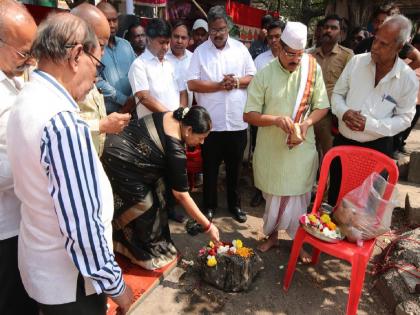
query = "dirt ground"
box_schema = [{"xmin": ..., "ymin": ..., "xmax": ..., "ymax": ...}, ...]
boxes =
[{"xmin": 129, "ymin": 127, "xmax": 420, "ymax": 315}]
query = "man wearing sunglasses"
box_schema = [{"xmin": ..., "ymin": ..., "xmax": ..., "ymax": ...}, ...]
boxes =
[
  {"xmin": 244, "ymin": 22, "xmax": 329, "ymax": 261},
  {"xmin": 71, "ymin": 3, "xmax": 131, "ymax": 157},
  {"xmin": 0, "ymin": 1, "xmax": 38, "ymax": 314}
]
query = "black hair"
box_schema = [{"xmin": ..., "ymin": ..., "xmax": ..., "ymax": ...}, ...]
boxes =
[
  {"xmin": 261, "ymin": 14, "xmax": 274, "ymax": 29},
  {"xmin": 371, "ymin": 6, "xmax": 389, "ymax": 21},
  {"xmin": 125, "ymin": 22, "xmax": 143, "ymax": 40},
  {"xmin": 207, "ymin": 5, "xmax": 228, "ymax": 25},
  {"xmin": 412, "ymin": 33, "xmax": 420, "ymax": 45},
  {"xmin": 171, "ymin": 19, "xmax": 191, "ymax": 37},
  {"xmin": 173, "ymin": 106, "xmax": 212, "ymax": 134},
  {"xmin": 316, "ymin": 19, "xmax": 325, "ymax": 28},
  {"xmin": 267, "ymin": 20, "xmax": 285, "ymax": 32},
  {"xmin": 324, "ymin": 14, "xmax": 343, "ymax": 30},
  {"xmin": 145, "ymin": 18, "xmax": 171, "ymax": 39},
  {"xmin": 350, "ymin": 26, "xmax": 369, "ymax": 38}
]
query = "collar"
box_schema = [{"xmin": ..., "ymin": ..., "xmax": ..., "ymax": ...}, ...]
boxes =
[
  {"xmin": 315, "ymin": 43, "xmax": 340, "ymax": 57},
  {"xmin": 167, "ymin": 48, "xmax": 190, "ymax": 60},
  {"xmin": 366, "ymin": 53, "xmax": 402, "ymax": 80},
  {"xmin": 33, "ymin": 70, "xmax": 79, "ymax": 110},
  {"xmin": 0, "ymin": 69, "xmax": 22, "ymax": 92},
  {"xmin": 143, "ymin": 48, "xmax": 167, "ymax": 62}
]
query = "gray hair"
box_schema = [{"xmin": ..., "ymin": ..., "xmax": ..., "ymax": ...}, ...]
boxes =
[
  {"xmin": 383, "ymin": 14, "xmax": 412, "ymax": 46},
  {"xmin": 32, "ymin": 13, "xmax": 98, "ymax": 63},
  {"xmin": 207, "ymin": 5, "xmax": 228, "ymax": 25}
]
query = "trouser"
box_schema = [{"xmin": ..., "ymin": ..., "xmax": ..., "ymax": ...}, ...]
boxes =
[
  {"xmin": 38, "ymin": 274, "xmax": 107, "ymax": 315},
  {"xmin": 0, "ymin": 236, "xmax": 38, "ymax": 315},
  {"xmin": 328, "ymin": 133, "xmax": 393, "ymax": 206},
  {"xmin": 393, "ymin": 105, "xmax": 420, "ymax": 151},
  {"xmin": 202, "ymin": 129, "xmax": 247, "ymax": 210}
]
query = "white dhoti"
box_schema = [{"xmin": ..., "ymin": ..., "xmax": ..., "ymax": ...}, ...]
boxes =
[{"xmin": 262, "ymin": 192, "xmax": 311, "ymax": 239}]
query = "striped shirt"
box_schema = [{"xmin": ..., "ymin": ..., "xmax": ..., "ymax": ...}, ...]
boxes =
[{"xmin": 7, "ymin": 70, "xmax": 124, "ymax": 303}]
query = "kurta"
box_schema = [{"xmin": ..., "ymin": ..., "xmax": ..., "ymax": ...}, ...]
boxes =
[{"xmin": 244, "ymin": 56, "xmax": 329, "ymax": 196}]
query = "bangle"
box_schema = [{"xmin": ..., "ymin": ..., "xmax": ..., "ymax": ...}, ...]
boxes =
[
  {"xmin": 203, "ymin": 222, "xmax": 212, "ymax": 233},
  {"xmin": 235, "ymin": 77, "xmax": 240, "ymax": 89}
]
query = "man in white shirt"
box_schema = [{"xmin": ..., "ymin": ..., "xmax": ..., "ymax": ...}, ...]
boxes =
[
  {"xmin": 0, "ymin": 2, "xmax": 38, "ymax": 314},
  {"xmin": 166, "ymin": 20, "xmax": 193, "ymax": 107},
  {"xmin": 188, "ymin": 5, "xmax": 256, "ymax": 223},
  {"xmin": 7, "ymin": 13, "xmax": 133, "ymax": 314},
  {"xmin": 129, "ymin": 18, "xmax": 187, "ymax": 118},
  {"xmin": 329, "ymin": 14, "xmax": 418, "ymax": 205},
  {"xmin": 254, "ymin": 20, "xmax": 283, "ymax": 71}
]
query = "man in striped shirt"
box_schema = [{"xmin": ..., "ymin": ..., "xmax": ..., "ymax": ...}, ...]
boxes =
[{"xmin": 7, "ymin": 13, "xmax": 133, "ymax": 314}]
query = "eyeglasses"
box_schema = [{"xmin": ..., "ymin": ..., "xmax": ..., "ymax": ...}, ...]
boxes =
[
  {"xmin": 65, "ymin": 44, "xmax": 105, "ymax": 75},
  {"xmin": 0, "ymin": 38, "xmax": 32, "ymax": 59},
  {"xmin": 85, "ymin": 51, "xmax": 106, "ymax": 75},
  {"xmin": 209, "ymin": 28, "xmax": 228, "ymax": 35},
  {"xmin": 281, "ymin": 43, "xmax": 304, "ymax": 58}
]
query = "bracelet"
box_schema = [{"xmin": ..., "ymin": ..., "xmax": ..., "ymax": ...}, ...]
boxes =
[
  {"xmin": 235, "ymin": 77, "xmax": 240, "ymax": 89},
  {"xmin": 203, "ymin": 222, "xmax": 212, "ymax": 233}
]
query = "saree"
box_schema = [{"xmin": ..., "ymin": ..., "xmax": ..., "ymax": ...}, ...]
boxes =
[{"xmin": 102, "ymin": 113, "xmax": 188, "ymax": 270}]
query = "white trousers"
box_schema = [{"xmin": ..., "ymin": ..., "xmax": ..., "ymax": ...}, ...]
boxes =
[{"xmin": 262, "ymin": 192, "xmax": 311, "ymax": 239}]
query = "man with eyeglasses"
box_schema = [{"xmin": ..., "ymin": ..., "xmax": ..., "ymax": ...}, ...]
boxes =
[
  {"xmin": 0, "ymin": 1, "xmax": 38, "ymax": 314},
  {"xmin": 244, "ymin": 22, "xmax": 329, "ymax": 261},
  {"xmin": 72, "ymin": 3, "xmax": 131, "ymax": 157},
  {"xmin": 310, "ymin": 14, "xmax": 353, "ymax": 156},
  {"xmin": 188, "ymin": 5, "xmax": 256, "ymax": 224},
  {"xmin": 97, "ymin": 1, "xmax": 137, "ymax": 115},
  {"xmin": 7, "ymin": 13, "xmax": 134, "ymax": 314}
]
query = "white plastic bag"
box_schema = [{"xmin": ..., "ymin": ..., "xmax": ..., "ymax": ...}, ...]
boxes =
[{"xmin": 333, "ymin": 172, "xmax": 398, "ymax": 246}]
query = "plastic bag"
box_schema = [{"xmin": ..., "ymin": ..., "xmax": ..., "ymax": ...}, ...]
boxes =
[{"xmin": 333, "ymin": 172, "xmax": 398, "ymax": 246}]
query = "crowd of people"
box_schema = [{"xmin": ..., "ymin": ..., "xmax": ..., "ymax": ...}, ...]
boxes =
[{"xmin": 0, "ymin": 0, "xmax": 419, "ymax": 314}]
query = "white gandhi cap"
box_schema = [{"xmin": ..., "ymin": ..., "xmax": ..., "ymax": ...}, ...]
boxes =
[
  {"xmin": 281, "ymin": 21, "xmax": 307, "ymax": 50},
  {"xmin": 192, "ymin": 19, "xmax": 208, "ymax": 32}
]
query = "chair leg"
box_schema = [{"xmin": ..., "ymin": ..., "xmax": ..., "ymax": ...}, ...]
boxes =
[
  {"xmin": 346, "ymin": 256, "xmax": 368, "ymax": 315},
  {"xmin": 311, "ymin": 248, "xmax": 321, "ymax": 265},
  {"xmin": 283, "ymin": 228, "xmax": 305, "ymax": 291}
]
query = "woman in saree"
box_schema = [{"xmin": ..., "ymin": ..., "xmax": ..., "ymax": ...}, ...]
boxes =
[{"xmin": 102, "ymin": 106, "xmax": 219, "ymax": 270}]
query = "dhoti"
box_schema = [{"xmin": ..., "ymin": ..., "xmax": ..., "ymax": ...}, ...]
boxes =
[{"xmin": 262, "ymin": 192, "xmax": 311, "ymax": 239}]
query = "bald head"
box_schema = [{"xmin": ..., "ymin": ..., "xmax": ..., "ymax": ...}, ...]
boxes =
[
  {"xmin": 97, "ymin": 1, "xmax": 118, "ymax": 39},
  {"xmin": 71, "ymin": 3, "xmax": 110, "ymax": 54},
  {"xmin": 0, "ymin": 0, "xmax": 37, "ymax": 77}
]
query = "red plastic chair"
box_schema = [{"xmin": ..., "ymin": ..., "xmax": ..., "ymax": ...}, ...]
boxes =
[{"xmin": 282, "ymin": 146, "xmax": 398, "ymax": 315}]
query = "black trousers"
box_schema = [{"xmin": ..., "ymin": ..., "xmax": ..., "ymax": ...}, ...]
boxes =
[
  {"xmin": 202, "ymin": 129, "xmax": 247, "ymax": 210},
  {"xmin": 38, "ymin": 274, "xmax": 107, "ymax": 315},
  {"xmin": 394, "ymin": 105, "xmax": 420, "ymax": 151},
  {"xmin": 0, "ymin": 236, "xmax": 38, "ymax": 315},
  {"xmin": 328, "ymin": 134, "xmax": 393, "ymax": 206}
]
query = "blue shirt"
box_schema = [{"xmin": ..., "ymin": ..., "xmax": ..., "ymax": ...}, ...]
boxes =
[{"xmin": 97, "ymin": 36, "xmax": 136, "ymax": 114}]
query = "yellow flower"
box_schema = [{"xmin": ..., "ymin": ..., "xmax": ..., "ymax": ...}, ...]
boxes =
[
  {"xmin": 326, "ymin": 221, "xmax": 336, "ymax": 231},
  {"xmin": 209, "ymin": 241, "xmax": 214, "ymax": 248},
  {"xmin": 236, "ymin": 247, "xmax": 253, "ymax": 258},
  {"xmin": 320, "ymin": 214, "xmax": 331, "ymax": 224},
  {"xmin": 234, "ymin": 239, "xmax": 243, "ymax": 249},
  {"xmin": 308, "ymin": 214, "xmax": 317, "ymax": 223},
  {"xmin": 207, "ymin": 256, "xmax": 217, "ymax": 267}
]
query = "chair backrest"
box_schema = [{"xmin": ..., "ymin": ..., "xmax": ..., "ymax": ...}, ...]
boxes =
[{"xmin": 312, "ymin": 145, "xmax": 399, "ymax": 213}]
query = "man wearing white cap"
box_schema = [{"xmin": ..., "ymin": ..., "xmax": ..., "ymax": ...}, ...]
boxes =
[
  {"xmin": 244, "ymin": 21, "xmax": 329, "ymax": 260},
  {"xmin": 189, "ymin": 18, "xmax": 208, "ymax": 52}
]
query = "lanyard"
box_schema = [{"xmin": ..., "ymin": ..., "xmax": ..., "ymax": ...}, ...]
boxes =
[{"xmin": 34, "ymin": 70, "xmax": 78, "ymax": 109}]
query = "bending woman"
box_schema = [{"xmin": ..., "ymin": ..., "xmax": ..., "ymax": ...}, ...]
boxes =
[{"xmin": 102, "ymin": 106, "xmax": 219, "ymax": 270}]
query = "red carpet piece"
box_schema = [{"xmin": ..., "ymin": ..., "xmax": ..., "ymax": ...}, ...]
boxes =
[{"xmin": 107, "ymin": 254, "xmax": 180, "ymax": 314}]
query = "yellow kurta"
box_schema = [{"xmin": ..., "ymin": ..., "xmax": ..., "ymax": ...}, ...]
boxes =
[{"xmin": 244, "ymin": 57, "xmax": 330, "ymax": 196}]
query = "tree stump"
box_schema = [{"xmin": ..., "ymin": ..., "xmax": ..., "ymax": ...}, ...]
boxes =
[{"xmin": 198, "ymin": 252, "xmax": 263, "ymax": 292}]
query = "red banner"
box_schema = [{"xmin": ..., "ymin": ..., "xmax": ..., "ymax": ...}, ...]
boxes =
[
  {"xmin": 134, "ymin": 0, "xmax": 167, "ymax": 7},
  {"xmin": 226, "ymin": 1, "xmax": 278, "ymax": 28}
]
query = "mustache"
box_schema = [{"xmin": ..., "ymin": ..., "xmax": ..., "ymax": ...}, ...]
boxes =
[{"xmin": 288, "ymin": 62, "xmax": 298, "ymax": 66}]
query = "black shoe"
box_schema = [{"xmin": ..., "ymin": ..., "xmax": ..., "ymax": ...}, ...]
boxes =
[
  {"xmin": 168, "ymin": 209, "xmax": 185, "ymax": 223},
  {"xmin": 230, "ymin": 207, "xmax": 247, "ymax": 223},
  {"xmin": 203, "ymin": 208, "xmax": 215, "ymax": 221},
  {"xmin": 250, "ymin": 189, "xmax": 263, "ymax": 207}
]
